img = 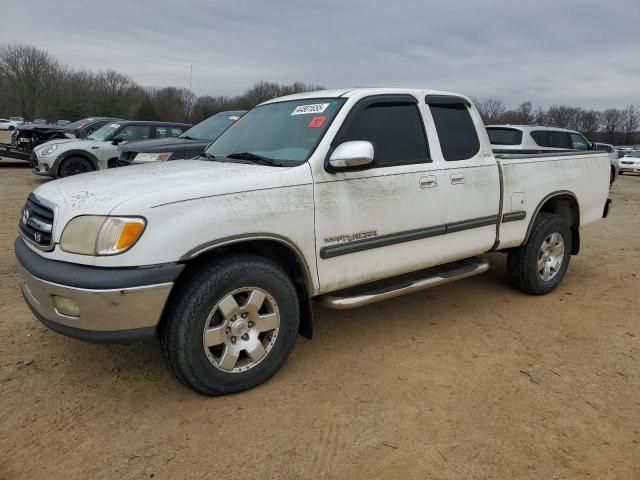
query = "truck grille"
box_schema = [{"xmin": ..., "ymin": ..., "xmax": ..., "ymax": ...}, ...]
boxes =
[{"xmin": 18, "ymin": 194, "xmax": 55, "ymax": 250}]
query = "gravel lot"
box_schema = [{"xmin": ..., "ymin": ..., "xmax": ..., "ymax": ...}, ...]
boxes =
[{"xmin": 1, "ymin": 131, "xmax": 639, "ymax": 479}]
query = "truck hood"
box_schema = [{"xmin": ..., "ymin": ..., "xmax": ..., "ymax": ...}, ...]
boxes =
[{"xmin": 32, "ymin": 160, "xmax": 296, "ymax": 230}]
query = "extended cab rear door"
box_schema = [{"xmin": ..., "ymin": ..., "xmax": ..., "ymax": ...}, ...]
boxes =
[
  {"xmin": 425, "ymin": 96, "xmax": 500, "ymax": 259},
  {"xmin": 312, "ymin": 94, "xmax": 449, "ymax": 293}
]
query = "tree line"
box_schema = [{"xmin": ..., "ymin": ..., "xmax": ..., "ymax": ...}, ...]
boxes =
[
  {"xmin": 473, "ymin": 98, "xmax": 639, "ymax": 145},
  {"xmin": 1, "ymin": 43, "xmax": 638, "ymax": 145},
  {"xmin": 0, "ymin": 44, "xmax": 322, "ymax": 124}
]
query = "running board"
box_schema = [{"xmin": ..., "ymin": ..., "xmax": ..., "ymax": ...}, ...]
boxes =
[{"xmin": 317, "ymin": 257, "xmax": 489, "ymax": 309}]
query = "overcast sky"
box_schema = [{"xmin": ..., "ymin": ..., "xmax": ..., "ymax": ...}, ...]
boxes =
[{"xmin": 5, "ymin": 0, "xmax": 639, "ymax": 108}]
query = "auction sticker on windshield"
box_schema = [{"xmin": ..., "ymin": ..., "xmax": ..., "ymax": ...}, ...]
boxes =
[{"xmin": 291, "ymin": 103, "xmax": 330, "ymax": 115}]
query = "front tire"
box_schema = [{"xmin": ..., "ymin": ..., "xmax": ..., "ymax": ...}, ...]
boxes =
[
  {"xmin": 160, "ymin": 254, "xmax": 300, "ymax": 396},
  {"xmin": 507, "ymin": 213, "xmax": 572, "ymax": 295},
  {"xmin": 59, "ymin": 156, "xmax": 95, "ymax": 177}
]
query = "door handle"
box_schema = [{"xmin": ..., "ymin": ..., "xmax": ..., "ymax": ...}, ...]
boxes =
[
  {"xmin": 419, "ymin": 175, "xmax": 438, "ymax": 189},
  {"xmin": 450, "ymin": 173, "xmax": 465, "ymax": 185}
]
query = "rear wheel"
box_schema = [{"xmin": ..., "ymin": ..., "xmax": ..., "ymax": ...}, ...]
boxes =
[
  {"xmin": 507, "ymin": 213, "xmax": 572, "ymax": 295},
  {"xmin": 59, "ymin": 156, "xmax": 94, "ymax": 177},
  {"xmin": 160, "ymin": 254, "xmax": 300, "ymax": 396}
]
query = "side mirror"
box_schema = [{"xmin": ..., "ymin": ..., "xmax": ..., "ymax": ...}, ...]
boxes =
[
  {"xmin": 111, "ymin": 137, "xmax": 124, "ymax": 145},
  {"xmin": 327, "ymin": 141, "xmax": 374, "ymax": 171}
]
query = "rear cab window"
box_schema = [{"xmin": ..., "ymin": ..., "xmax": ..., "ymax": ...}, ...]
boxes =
[{"xmin": 427, "ymin": 98, "xmax": 480, "ymax": 161}]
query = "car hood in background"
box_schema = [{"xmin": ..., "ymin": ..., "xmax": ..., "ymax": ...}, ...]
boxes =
[{"xmin": 121, "ymin": 137, "xmax": 209, "ymax": 154}]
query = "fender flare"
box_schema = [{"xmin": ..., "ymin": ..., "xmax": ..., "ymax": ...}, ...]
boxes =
[
  {"xmin": 523, "ymin": 190, "xmax": 580, "ymax": 246},
  {"xmin": 181, "ymin": 233, "xmax": 316, "ymax": 339}
]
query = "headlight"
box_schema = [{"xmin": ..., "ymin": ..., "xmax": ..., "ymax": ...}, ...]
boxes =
[
  {"xmin": 60, "ymin": 216, "xmax": 146, "ymax": 255},
  {"xmin": 42, "ymin": 144, "xmax": 58, "ymax": 156},
  {"xmin": 132, "ymin": 152, "xmax": 172, "ymax": 163}
]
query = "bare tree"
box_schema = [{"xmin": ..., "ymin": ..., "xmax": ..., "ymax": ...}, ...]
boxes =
[
  {"xmin": 473, "ymin": 98, "xmax": 506, "ymax": 124},
  {"xmin": 578, "ymin": 110, "xmax": 601, "ymax": 139},
  {"xmin": 622, "ymin": 105, "xmax": 639, "ymax": 144},
  {"xmin": 602, "ymin": 108, "xmax": 624, "ymax": 144},
  {"xmin": 0, "ymin": 43, "xmax": 60, "ymax": 119}
]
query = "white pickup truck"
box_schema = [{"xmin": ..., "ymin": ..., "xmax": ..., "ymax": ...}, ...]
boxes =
[{"xmin": 15, "ymin": 88, "xmax": 612, "ymax": 395}]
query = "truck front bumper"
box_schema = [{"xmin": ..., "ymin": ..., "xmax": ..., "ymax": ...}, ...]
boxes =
[{"xmin": 15, "ymin": 238, "xmax": 184, "ymax": 343}]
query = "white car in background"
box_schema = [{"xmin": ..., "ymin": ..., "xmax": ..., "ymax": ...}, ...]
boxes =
[
  {"xmin": 487, "ymin": 125, "xmax": 618, "ymax": 185},
  {"xmin": 32, "ymin": 120, "xmax": 190, "ymax": 178},
  {"xmin": 619, "ymin": 151, "xmax": 640, "ymax": 174},
  {"xmin": 0, "ymin": 117, "xmax": 23, "ymax": 130}
]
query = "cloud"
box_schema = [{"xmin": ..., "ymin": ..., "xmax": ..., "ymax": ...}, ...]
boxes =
[{"xmin": 4, "ymin": 0, "xmax": 639, "ymax": 108}]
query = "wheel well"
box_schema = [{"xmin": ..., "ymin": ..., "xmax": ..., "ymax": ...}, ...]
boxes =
[
  {"xmin": 182, "ymin": 239, "xmax": 314, "ymax": 339},
  {"xmin": 533, "ymin": 193, "xmax": 580, "ymax": 255}
]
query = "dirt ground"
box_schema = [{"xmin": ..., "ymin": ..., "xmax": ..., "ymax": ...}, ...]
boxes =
[{"xmin": 0, "ymin": 131, "xmax": 638, "ymax": 479}]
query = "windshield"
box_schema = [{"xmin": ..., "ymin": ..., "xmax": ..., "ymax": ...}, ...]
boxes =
[
  {"xmin": 487, "ymin": 127, "xmax": 523, "ymax": 145},
  {"xmin": 205, "ymin": 98, "xmax": 346, "ymax": 164},
  {"xmin": 87, "ymin": 123, "xmax": 121, "ymax": 141},
  {"xmin": 180, "ymin": 113, "xmax": 241, "ymax": 141},
  {"xmin": 627, "ymin": 151, "xmax": 640, "ymax": 158}
]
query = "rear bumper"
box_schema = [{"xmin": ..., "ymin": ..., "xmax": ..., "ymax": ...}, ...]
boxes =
[{"xmin": 15, "ymin": 238, "xmax": 184, "ymax": 343}]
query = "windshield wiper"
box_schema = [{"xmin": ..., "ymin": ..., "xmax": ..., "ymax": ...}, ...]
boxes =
[
  {"xmin": 200, "ymin": 152, "xmax": 217, "ymax": 161},
  {"xmin": 226, "ymin": 152, "xmax": 283, "ymax": 167}
]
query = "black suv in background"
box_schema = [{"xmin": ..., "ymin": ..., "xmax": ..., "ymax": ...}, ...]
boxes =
[{"xmin": 117, "ymin": 111, "xmax": 246, "ymax": 165}]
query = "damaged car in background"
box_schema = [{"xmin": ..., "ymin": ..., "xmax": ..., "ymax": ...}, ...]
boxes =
[{"xmin": 10, "ymin": 117, "xmax": 121, "ymax": 157}]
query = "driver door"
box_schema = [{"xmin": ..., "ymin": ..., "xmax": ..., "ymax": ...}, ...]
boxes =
[
  {"xmin": 99, "ymin": 125, "xmax": 152, "ymax": 169},
  {"xmin": 313, "ymin": 96, "xmax": 448, "ymax": 292}
]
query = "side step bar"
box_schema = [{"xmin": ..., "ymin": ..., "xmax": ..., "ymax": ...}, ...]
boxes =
[{"xmin": 317, "ymin": 257, "xmax": 489, "ymax": 309}]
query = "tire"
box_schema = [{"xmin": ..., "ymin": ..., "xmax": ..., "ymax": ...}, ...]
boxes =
[
  {"xmin": 8, "ymin": 126, "xmax": 14, "ymax": 131},
  {"xmin": 507, "ymin": 213, "xmax": 572, "ymax": 295},
  {"xmin": 159, "ymin": 254, "xmax": 300, "ymax": 396},
  {"xmin": 59, "ymin": 156, "xmax": 94, "ymax": 177}
]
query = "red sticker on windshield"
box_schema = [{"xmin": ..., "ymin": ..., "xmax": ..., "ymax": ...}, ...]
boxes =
[{"xmin": 307, "ymin": 115, "xmax": 326, "ymax": 128}]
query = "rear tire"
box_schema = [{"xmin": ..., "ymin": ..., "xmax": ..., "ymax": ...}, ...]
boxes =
[
  {"xmin": 159, "ymin": 254, "xmax": 300, "ymax": 396},
  {"xmin": 507, "ymin": 213, "xmax": 572, "ymax": 295},
  {"xmin": 59, "ymin": 156, "xmax": 94, "ymax": 177}
]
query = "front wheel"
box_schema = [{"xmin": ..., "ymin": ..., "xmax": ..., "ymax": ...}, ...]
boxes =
[
  {"xmin": 59, "ymin": 156, "xmax": 95, "ymax": 177},
  {"xmin": 160, "ymin": 254, "xmax": 300, "ymax": 396},
  {"xmin": 507, "ymin": 213, "xmax": 572, "ymax": 295}
]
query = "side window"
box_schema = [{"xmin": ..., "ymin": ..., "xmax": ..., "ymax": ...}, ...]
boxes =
[
  {"xmin": 570, "ymin": 133, "xmax": 590, "ymax": 150},
  {"xmin": 549, "ymin": 132, "xmax": 572, "ymax": 149},
  {"xmin": 531, "ymin": 130, "xmax": 550, "ymax": 147},
  {"xmin": 118, "ymin": 126, "xmax": 152, "ymax": 141},
  {"xmin": 338, "ymin": 102, "xmax": 429, "ymax": 167},
  {"xmin": 429, "ymin": 103, "xmax": 480, "ymax": 161},
  {"xmin": 155, "ymin": 127, "xmax": 169, "ymax": 138},
  {"xmin": 171, "ymin": 127, "xmax": 184, "ymax": 136}
]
